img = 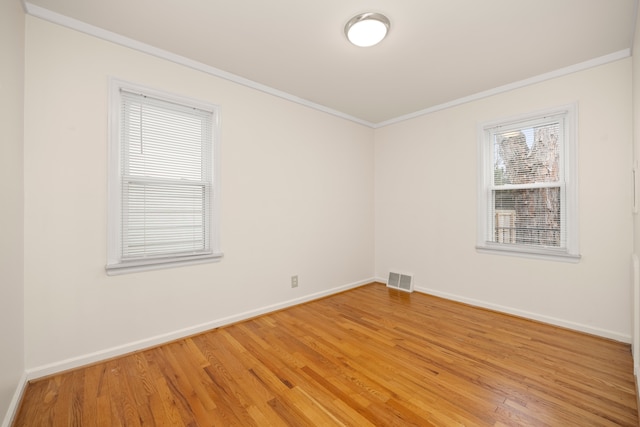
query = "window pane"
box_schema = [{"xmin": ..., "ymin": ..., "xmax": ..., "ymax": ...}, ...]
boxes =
[
  {"xmin": 122, "ymin": 182, "xmax": 209, "ymax": 258},
  {"xmin": 122, "ymin": 92, "xmax": 211, "ymax": 182},
  {"xmin": 494, "ymin": 122, "xmax": 560, "ymax": 186},
  {"xmin": 119, "ymin": 89, "xmax": 213, "ymax": 260},
  {"xmin": 493, "ymin": 187, "xmax": 562, "ymax": 247}
]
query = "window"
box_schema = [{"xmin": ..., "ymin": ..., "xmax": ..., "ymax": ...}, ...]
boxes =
[
  {"xmin": 107, "ymin": 80, "xmax": 222, "ymax": 275},
  {"xmin": 477, "ymin": 104, "xmax": 579, "ymax": 262}
]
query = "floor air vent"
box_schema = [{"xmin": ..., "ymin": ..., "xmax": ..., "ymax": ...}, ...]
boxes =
[{"xmin": 387, "ymin": 272, "xmax": 413, "ymax": 293}]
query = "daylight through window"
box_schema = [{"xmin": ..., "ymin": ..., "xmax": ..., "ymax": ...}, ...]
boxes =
[{"xmin": 477, "ymin": 105, "xmax": 579, "ymax": 262}]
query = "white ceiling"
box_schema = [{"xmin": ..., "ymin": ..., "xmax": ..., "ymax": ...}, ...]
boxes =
[{"xmin": 24, "ymin": 0, "xmax": 638, "ymax": 126}]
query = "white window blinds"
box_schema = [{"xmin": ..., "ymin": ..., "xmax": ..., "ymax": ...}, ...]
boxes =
[
  {"xmin": 489, "ymin": 117, "xmax": 565, "ymax": 249},
  {"xmin": 119, "ymin": 90, "xmax": 213, "ymax": 259}
]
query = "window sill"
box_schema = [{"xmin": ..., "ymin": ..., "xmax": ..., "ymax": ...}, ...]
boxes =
[
  {"xmin": 105, "ymin": 252, "xmax": 224, "ymax": 276},
  {"xmin": 476, "ymin": 244, "xmax": 581, "ymax": 263}
]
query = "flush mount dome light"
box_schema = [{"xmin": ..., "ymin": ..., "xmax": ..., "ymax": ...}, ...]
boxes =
[{"xmin": 345, "ymin": 12, "xmax": 390, "ymax": 47}]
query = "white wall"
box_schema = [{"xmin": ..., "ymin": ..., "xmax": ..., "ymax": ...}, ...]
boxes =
[
  {"xmin": 632, "ymin": 4, "xmax": 640, "ymax": 375},
  {"xmin": 23, "ymin": 16, "xmax": 374, "ymax": 373},
  {"xmin": 0, "ymin": 0, "xmax": 25, "ymax": 425},
  {"xmin": 375, "ymin": 59, "xmax": 634, "ymax": 341},
  {"xmin": 633, "ymin": 0, "xmax": 640, "ymax": 260}
]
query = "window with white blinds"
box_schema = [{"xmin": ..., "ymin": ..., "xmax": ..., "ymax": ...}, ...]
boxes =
[
  {"xmin": 107, "ymin": 80, "xmax": 222, "ymax": 274},
  {"xmin": 477, "ymin": 105, "xmax": 580, "ymax": 262}
]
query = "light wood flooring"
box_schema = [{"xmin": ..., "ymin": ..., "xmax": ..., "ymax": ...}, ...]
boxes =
[{"xmin": 13, "ymin": 283, "xmax": 639, "ymax": 426}]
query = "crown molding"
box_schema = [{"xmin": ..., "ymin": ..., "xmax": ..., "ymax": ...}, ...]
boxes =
[
  {"xmin": 375, "ymin": 49, "xmax": 631, "ymax": 128},
  {"xmin": 23, "ymin": 2, "xmax": 376, "ymax": 128},
  {"xmin": 24, "ymin": 3, "xmax": 631, "ymax": 130}
]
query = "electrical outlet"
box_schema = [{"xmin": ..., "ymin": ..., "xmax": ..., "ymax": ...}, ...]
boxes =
[{"xmin": 291, "ymin": 275, "xmax": 298, "ymax": 288}]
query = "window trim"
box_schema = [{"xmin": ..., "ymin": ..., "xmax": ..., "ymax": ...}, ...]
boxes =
[
  {"xmin": 476, "ymin": 104, "xmax": 580, "ymax": 263},
  {"xmin": 106, "ymin": 78, "xmax": 222, "ymax": 275}
]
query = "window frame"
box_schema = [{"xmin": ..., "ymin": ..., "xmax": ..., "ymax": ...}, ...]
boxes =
[
  {"xmin": 106, "ymin": 78, "xmax": 222, "ymax": 275},
  {"xmin": 476, "ymin": 104, "xmax": 580, "ymax": 262}
]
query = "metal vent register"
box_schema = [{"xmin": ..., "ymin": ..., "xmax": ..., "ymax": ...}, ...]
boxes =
[{"xmin": 387, "ymin": 272, "xmax": 413, "ymax": 293}]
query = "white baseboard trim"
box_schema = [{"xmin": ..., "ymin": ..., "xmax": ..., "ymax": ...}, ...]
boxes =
[
  {"xmin": 412, "ymin": 285, "xmax": 631, "ymax": 343},
  {"xmin": 636, "ymin": 373, "xmax": 640, "ymax": 421},
  {"xmin": 1, "ymin": 371, "xmax": 28, "ymax": 427},
  {"xmin": 25, "ymin": 278, "xmax": 374, "ymax": 381}
]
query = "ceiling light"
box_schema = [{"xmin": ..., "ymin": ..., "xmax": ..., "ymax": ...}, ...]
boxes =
[{"xmin": 345, "ymin": 13, "xmax": 390, "ymax": 47}]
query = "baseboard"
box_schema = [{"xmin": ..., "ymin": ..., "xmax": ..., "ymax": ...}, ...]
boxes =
[
  {"xmin": 25, "ymin": 278, "xmax": 374, "ymax": 381},
  {"xmin": 1, "ymin": 371, "xmax": 27, "ymax": 427},
  {"xmin": 636, "ymin": 372, "xmax": 640, "ymax": 424},
  {"xmin": 413, "ymin": 285, "xmax": 631, "ymax": 343}
]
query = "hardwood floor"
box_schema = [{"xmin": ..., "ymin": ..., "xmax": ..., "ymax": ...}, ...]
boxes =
[{"xmin": 13, "ymin": 283, "xmax": 638, "ymax": 426}]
